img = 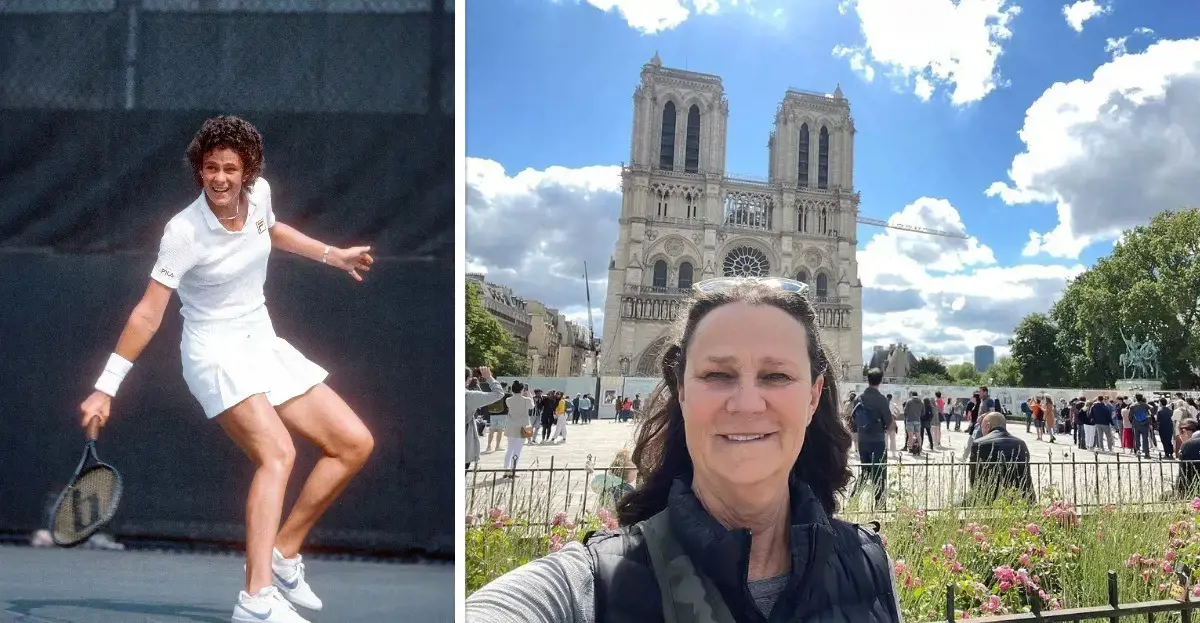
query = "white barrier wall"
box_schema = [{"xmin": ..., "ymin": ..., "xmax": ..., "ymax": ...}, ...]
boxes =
[{"xmin": 490, "ymin": 376, "xmax": 1194, "ymax": 419}]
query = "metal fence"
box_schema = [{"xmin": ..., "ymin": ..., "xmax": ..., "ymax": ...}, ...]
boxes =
[
  {"xmin": 0, "ymin": 0, "xmax": 452, "ymax": 114},
  {"xmin": 947, "ymin": 570, "xmax": 1199, "ymax": 622},
  {"xmin": 465, "ymin": 454, "xmax": 1200, "ymax": 529}
]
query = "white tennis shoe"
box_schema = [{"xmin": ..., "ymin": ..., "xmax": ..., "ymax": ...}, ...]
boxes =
[
  {"xmin": 231, "ymin": 586, "xmax": 310, "ymax": 623},
  {"xmin": 272, "ymin": 548, "xmax": 323, "ymax": 611}
]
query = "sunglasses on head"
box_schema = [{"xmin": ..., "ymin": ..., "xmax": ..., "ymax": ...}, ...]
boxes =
[{"xmin": 692, "ymin": 277, "xmax": 809, "ymax": 295}]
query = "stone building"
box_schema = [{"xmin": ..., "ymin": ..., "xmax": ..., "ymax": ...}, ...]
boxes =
[
  {"xmin": 467, "ymin": 273, "xmax": 532, "ymax": 346},
  {"xmin": 599, "ymin": 54, "xmax": 864, "ymax": 378}
]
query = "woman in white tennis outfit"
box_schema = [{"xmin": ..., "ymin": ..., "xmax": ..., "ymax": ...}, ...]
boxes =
[{"xmin": 78, "ymin": 116, "xmax": 376, "ymax": 623}]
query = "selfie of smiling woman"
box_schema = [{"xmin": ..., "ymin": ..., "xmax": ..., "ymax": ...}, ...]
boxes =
[{"xmin": 465, "ymin": 278, "xmax": 902, "ymax": 623}]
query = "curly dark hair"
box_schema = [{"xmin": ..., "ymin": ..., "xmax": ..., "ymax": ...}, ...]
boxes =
[
  {"xmin": 184, "ymin": 115, "xmax": 264, "ymax": 190},
  {"xmin": 616, "ymin": 282, "xmax": 852, "ymax": 526}
]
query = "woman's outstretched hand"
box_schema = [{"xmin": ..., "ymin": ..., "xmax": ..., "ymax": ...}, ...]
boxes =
[{"xmin": 330, "ymin": 246, "xmax": 374, "ymax": 281}]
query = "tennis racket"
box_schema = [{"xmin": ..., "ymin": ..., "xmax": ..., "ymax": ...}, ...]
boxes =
[{"xmin": 49, "ymin": 416, "xmax": 123, "ymax": 547}]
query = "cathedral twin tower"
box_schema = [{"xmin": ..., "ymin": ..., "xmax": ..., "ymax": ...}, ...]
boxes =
[{"xmin": 598, "ymin": 53, "xmax": 864, "ymax": 379}]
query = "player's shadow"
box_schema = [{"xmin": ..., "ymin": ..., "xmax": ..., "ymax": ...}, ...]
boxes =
[{"xmin": 1, "ymin": 598, "xmax": 229, "ymax": 622}]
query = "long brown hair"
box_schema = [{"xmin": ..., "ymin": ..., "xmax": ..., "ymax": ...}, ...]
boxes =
[{"xmin": 616, "ymin": 282, "xmax": 851, "ymax": 526}]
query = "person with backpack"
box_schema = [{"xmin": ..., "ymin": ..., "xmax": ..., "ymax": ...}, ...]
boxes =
[
  {"xmin": 848, "ymin": 368, "xmax": 894, "ymax": 507},
  {"xmin": 1130, "ymin": 394, "xmax": 1153, "ymax": 458}
]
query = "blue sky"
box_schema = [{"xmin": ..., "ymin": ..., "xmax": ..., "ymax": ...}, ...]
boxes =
[{"xmin": 465, "ymin": 0, "xmax": 1200, "ymax": 364}]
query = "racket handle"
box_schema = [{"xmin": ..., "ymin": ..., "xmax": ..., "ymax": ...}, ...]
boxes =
[{"xmin": 86, "ymin": 416, "xmax": 101, "ymax": 442}]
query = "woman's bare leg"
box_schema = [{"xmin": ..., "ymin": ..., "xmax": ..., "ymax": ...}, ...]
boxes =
[
  {"xmin": 272, "ymin": 383, "xmax": 374, "ymax": 557},
  {"xmin": 216, "ymin": 394, "xmax": 295, "ymax": 594}
]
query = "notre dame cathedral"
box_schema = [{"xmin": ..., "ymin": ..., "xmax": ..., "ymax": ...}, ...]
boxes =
[{"xmin": 598, "ymin": 53, "xmax": 864, "ymax": 379}]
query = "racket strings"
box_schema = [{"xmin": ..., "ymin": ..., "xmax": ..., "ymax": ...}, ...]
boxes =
[{"xmin": 51, "ymin": 466, "xmax": 120, "ymax": 544}]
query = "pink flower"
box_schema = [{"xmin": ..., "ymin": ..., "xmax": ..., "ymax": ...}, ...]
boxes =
[
  {"xmin": 974, "ymin": 531, "xmax": 987, "ymax": 543},
  {"xmin": 951, "ymin": 562, "xmax": 964, "ymax": 574},
  {"xmin": 1163, "ymin": 562, "xmax": 1174, "ymax": 574},
  {"xmin": 551, "ymin": 511, "xmax": 569, "ymax": 527},
  {"xmin": 1126, "ymin": 554, "xmax": 1142, "ymax": 568},
  {"xmin": 981, "ymin": 595, "xmax": 1002, "ymax": 613},
  {"xmin": 565, "ymin": 521, "xmax": 575, "ymax": 530},
  {"xmin": 993, "ymin": 566, "xmax": 1016, "ymax": 584},
  {"xmin": 1016, "ymin": 569, "xmax": 1032, "ymax": 587},
  {"xmin": 1020, "ymin": 554, "xmax": 1031, "ymax": 567},
  {"xmin": 465, "ymin": 515, "xmax": 474, "ymax": 525},
  {"xmin": 491, "ymin": 521, "xmax": 504, "ymax": 529},
  {"xmin": 998, "ymin": 580, "xmax": 1013, "ymax": 591},
  {"xmin": 1167, "ymin": 550, "xmax": 1178, "ymax": 562},
  {"xmin": 1192, "ymin": 584, "xmax": 1200, "ymax": 598},
  {"xmin": 880, "ymin": 534, "xmax": 888, "ymax": 548},
  {"xmin": 1026, "ymin": 523, "xmax": 1041, "ymax": 536},
  {"xmin": 942, "ymin": 543, "xmax": 957, "ymax": 561},
  {"xmin": 1190, "ymin": 497, "xmax": 1200, "ymax": 512},
  {"xmin": 488, "ymin": 506, "xmax": 506, "ymax": 520},
  {"xmin": 1070, "ymin": 545, "xmax": 1080, "ymax": 554}
]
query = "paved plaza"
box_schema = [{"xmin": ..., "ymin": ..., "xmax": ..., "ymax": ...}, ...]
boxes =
[{"xmin": 466, "ymin": 416, "xmax": 1190, "ymax": 522}]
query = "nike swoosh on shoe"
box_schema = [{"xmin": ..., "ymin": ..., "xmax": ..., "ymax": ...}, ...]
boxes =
[
  {"xmin": 274, "ymin": 572, "xmax": 299, "ymax": 590},
  {"xmin": 243, "ymin": 605, "xmax": 273, "ymax": 620}
]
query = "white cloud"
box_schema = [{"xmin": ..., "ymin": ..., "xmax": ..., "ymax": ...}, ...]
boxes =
[
  {"xmin": 833, "ymin": 0, "xmax": 1021, "ymax": 106},
  {"xmin": 567, "ymin": 0, "xmax": 781, "ymax": 34},
  {"xmin": 1105, "ymin": 36, "xmax": 1128, "ymax": 58},
  {"xmin": 1062, "ymin": 0, "xmax": 1110, "ymax": 33},
  {"xmin": 466, "ymin": 157, "xmax": 621, "ymax": 334},
  {"xmin": 858, "ymin": 197, "xmax": 1085, "ymax": 363},
  {"xmin": 986, "ymin": 38, "xmax": 1200, "ymax": 258}
]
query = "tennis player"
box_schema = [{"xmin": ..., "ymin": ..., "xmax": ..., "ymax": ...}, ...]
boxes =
[{"xmin": 78, "ymin": 116, "xmax": 376, "ymax": 623}]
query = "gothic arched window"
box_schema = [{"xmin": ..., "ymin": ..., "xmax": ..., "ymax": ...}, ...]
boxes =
[
  {"xmin": 684, "ymin": 105, "xmax": 701, "ymax": 173},
  {"xmin": 798, "ymin": 123, "xmax": 810, "ymax": 187},
  {"xmin": 818, "ymin": 126, "xmax": 830, "ymax": 189},
  {"xmin": 816, "ymin": 272, "xmax": 828, "ymax": 298},
  {"xmin": 795, "ymin": 269, "xmax": 808, "ymax": 284},
  {"xmin": 678, "ymin": 262, "xmax": 694, "ymax": 289},
  {"xmin": 652, "ymin": 260, "xmax": 668, "ymax": 288},
  {"xmin": 659, "ymin": 102, "xmax": 676, "ymax": 170}
]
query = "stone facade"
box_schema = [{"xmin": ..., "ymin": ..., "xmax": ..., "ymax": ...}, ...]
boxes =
[
  {"xmin": 467, "ymin": 272, "xmax": 532, "ymax": 345},
  {"xmin": 599, "ymin": 54, "xmax": 864, "ymax": 378}
]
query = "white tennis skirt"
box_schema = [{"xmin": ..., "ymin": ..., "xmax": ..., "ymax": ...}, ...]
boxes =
[{"xmin": 180, "ymin": 307, "xmax": 328, "ymax": 419}]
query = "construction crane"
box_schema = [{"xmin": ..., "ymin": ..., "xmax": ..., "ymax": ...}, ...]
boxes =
[{"xmin": 856, "ymin": 216, "xmax": 969, "ymax": 240}]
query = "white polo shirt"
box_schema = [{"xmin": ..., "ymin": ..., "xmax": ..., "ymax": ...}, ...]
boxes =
[{"xmin": 151, "ymin": 178, "xmax": 277, "ymax": 323}]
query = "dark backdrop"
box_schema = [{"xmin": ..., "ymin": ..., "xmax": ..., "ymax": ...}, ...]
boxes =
[{"xmin": 0, "ymin": 0, "xmax": 454, "ymax": 557}]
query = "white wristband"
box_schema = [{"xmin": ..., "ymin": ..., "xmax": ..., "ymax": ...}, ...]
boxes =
[{"xmin": 94, "ymin": 353, "xmax": 133, "ymax": 397}]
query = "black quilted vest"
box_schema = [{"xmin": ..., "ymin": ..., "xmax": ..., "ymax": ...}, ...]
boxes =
[{"xmin": 584, "ymin": 478, "xmax": 899, "ymax": 623}]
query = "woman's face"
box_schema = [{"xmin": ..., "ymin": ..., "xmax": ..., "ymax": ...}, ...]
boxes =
[
  {"xmin": 200, "ymin": 147, "xmax": 245, "ymax": 211},
  {"xmin": 679, "ymin": 301, "xmax": 823, "ymax": 489}
]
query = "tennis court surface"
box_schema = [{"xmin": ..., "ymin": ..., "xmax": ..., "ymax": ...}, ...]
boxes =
[{"xmin": 0, "ymin": 546, "xmax": 452, "ymax": 623}]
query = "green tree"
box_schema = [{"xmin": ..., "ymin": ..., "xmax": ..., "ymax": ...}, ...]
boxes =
[
  {"xmin": 466, "ymin": 282, "xmax": 511, "ymax": 369},
  {"xmin": 1009, "ymin": 313, "xmax": 1067, "ymax": 387},
  {"xmin": 912, "ymin": 355, "xmax": 949, "ymax": 379},
  {"xmin": 986, "ymin": 356, "xmax": 1022, "ymax": 387},
  {"xmin": 1049, "ymin": 209, "xmax": 1200, "ymax": 389},
  {"xmin": 945, "ymin": 362, "xmax": 984, "ymax": 387},
  {"xmin": 494, "ymin": 339, "xmax": 530, "ymax": 377}
]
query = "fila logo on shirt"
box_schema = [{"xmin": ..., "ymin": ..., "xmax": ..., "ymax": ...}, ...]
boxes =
[
  {"xmin": 256, "ymin": 219, "xmax": 265, "ymax": 234},
  {"xmin": 159, "ymin": 268, "xmax": 175, "ymax": 279}
]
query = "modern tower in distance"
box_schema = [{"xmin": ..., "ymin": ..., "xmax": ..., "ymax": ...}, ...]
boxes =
[{"xmin": 974, "ymin": 345, "xmax": 995, "ymax": 373}]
